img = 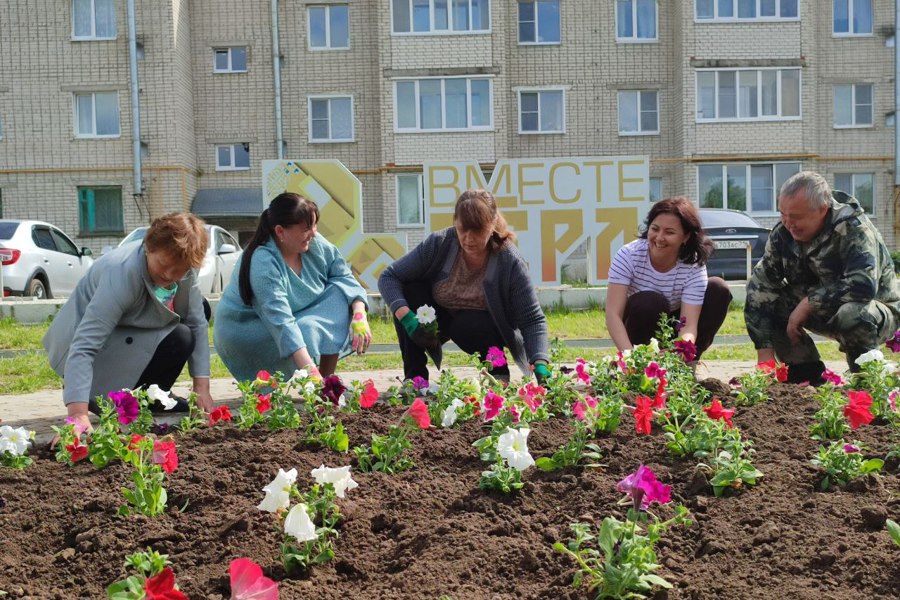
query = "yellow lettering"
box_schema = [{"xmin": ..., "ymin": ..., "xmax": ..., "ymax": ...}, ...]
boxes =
[
  {"xmin": 618, "ymin": 160, "xmax": 646, "ymax": 202},
  {"xmin": 584, "ymin": 160, "xmax": 614, "ymax": 203},
  {"xmin": 549, "ymin": 162, "xmax": 581, "ymax": 204},
  {"xmin": 488, "ymin": 163, "xmax": 518, "ymax": 209},
  {"xmin": 594, "ymin": 207, "xmax": 639, "ymax": 280},
  {"xmin": 465, "ymin": 164, "xmax": 488, "ymax": 190},
  {"xmin": 518, "ymin": 162, "xmax": 545, "ymax": 205},
  {"xmin": 427, "ymin": 165, "xmax": 461, "ymax": 207},
  {"xmin": 540, "ymin": 210, "xmax": 584, "ymax": 282}
]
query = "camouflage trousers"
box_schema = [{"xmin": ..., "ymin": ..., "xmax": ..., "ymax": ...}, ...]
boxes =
[{"xmin": 745, "ymin": 285, "xmax": 897, "ymax": 368}]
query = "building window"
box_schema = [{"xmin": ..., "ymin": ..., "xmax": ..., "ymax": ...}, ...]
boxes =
[
  {"xmin": 650, "ymin": 177, "xmax": 662, "ymax": 203},
  {"xmin": 834, "ymin": 0, "xmax": 872, "ymax": 35},
  {"xmin": 518, "ymin": 89, "xmax": 564, "ymax": 133},
  {"xmin": 518, "ymin": 0, "xmax": 560, "ymax": 44},
  {"xmin": 397, "ymin": 174, "xmax": 424, "ymax": 226},
  {"xmin": 696, "ymin": 68, "xmax": 800, "ymax": 122},
  {"xmin": 72, "ymin": 0, "xmax": 116, "ymax": 40},
  {"xmin": 695, "ymin": 0, "xmax": 798, "ymax": 20},
  {"xmin": 0, "ymin": 115, "xmax": 4, "ymax": 140},
  {"xmin": 78, "ymin": 187, "xmax": 123, "ymax": 234},
  {"xmin": 74, "ymin": 92, "xmax": 120, "ymax": 138},
  {"xmin": 308, "ymin": 96, "xmax": 354, "ymax": 142},
  {"xmin": 395, "ymin": 78, "xmax": 492, "ymax": 131},
  {"xmin": 213, "ymin": 47, "xmax": 248, "ymax": 73},
  {"xmin": 698, "ymin": 163, "xmax": 800, "ymax": 213},
  {"xmin": 309, "ymin": 5, "xmax": 350, "ymax": 49},
  {"xmin": 216, "ymin": 144, "xmax": 251, "ymax": 171},
  {"xmin": 833, "ymin": 84, "xmax": 873, "ymax": 127},
  {"xmin": 834, "ymin": 173, "xmax": 874, "ymax": 213},
  {"xmin": 392, "ymin": 0, "xmax": 490, "ymax": 34},
  {"xmin": 618, "ymin": 90, "xmax": 659, "ymax": 135},
  {"xmin": 616, "ymin": 0, "xmax": 657, "ymax": 42}
]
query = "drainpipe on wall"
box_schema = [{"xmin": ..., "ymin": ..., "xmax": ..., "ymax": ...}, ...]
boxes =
[
  {"xmin": 127, "ymin": 0, "xmax": 143, "ymax": 196},
  {"xmin": 272, "ymin": 0, "xmax": 284, "ymax": 160}
]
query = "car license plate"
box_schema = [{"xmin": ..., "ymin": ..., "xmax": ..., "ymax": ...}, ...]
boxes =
[{"xmin": 715, "ymin": 240, "xmax": 751, "ymax": 250}]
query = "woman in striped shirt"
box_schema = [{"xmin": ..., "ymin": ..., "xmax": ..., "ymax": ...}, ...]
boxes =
[{"xmin": 605, "ymin": 196, "xmax": 732, "ymax": 359}]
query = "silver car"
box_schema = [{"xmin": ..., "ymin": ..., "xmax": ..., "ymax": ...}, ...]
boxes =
[
  {"xmin": 0, "ymin": 220, "xmax": 95, "ymax": 298},
  {"xmin": 119, "ymin": 224, "xmax": 242, "ymax": 295}
]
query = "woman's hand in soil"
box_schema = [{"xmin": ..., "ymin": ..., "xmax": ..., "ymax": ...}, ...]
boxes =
[
  {"xmin": 51, "ymin": 405, "xmax": 93, "ymax": 448},
  {"xmin": 192, "ymin": 377, "xmax": 214, "ymax": 413}
]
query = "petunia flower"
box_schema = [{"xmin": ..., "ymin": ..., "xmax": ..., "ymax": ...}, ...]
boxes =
[
  {"xmin": 486, "ymin": 346, "xmax": 507, "ymax": 368},
  {"xmin": 66, "ymin": 438, "xmax": 88, "ymax": 462},
  {"xmin": 229, "ymin": 557, "xmax": 279, "ymax": 600},
  {"xmin": 210, "ymin": 405, "xmax": 233, "ymax": 425},
  {"xmin": 483, "ymin": 391, "xmax": 504, "ymax": 421},
  {"xmin": 497, "ymin": 427, "xmax": 535, "ymax": 471},
  {"xmin": 617, "ymin": 464, "xmax": 672, "ymax": 510},
  {"xmin": 310, "ymin": 464, "xmax": 358, "ymax": 498},
  {"xmin": 702, "ymin": 398, "xmax": 734, "ymax": 428},
  {"xmin": 886, "ymin": 330, "xmax": 900, "ymax": 353},
  {"xmin": 673, "ymin": 339, "xmax": 697, "ymax": 363},
  {"xmin": 822, "ymin": 369, "xmax": 846, "ymax": 386},
  {"xmin": 0, "ymin": 425, "xmax": 32, "ymax": 457},
  {"xmin": 441, "ymin": 398, "xmax": 466, "ymax": 428},
  {"xmin": 411, "ymin": 376, "xmax": 429, "ymax": 391},
  {"xmin": 254, "ymin": 370, "xmax": 273, "ymax": 388},
  {"xmin": 574, "ymin": 359, "xmax": 592, "ymax": 385},
  {"xmin": 65, "ymin": 416, "xmax": 89, "ymax": 438},
  {"xmin": 143, "ymin": 567, "xmax": 187, "ymax": 600},
  {"xmin": 359, "ymin": 379, "xmax": 379, "ymax": 408},
  {"xmin": 321, "ymin": 375, "xmax": 347, "ymax": 406},
  {"xmin": 256, "ymin": 394, "xmax": 272, "ymax": 414},
  {"xmin": 645, "ymin": 362, "xmax": 666, "ymax": 380},
  {"xmin": 632, "ymin": 396, "xmax": 654, "ymax": 435},
  {"xmin": 890, "ymin": 389, "xmax": 899, "ymax": 413},
  {"xmin": 284, "ymin": 503, "xmax": 318, "ymax": 542},
  {"xmin": 843, "ymin": 443, "xmax": 861, "ymax": 454},
  {"xmin": 152, "ymin": 440, "xmax": 178, "ymax": 474},
  {"xmin": 572, "ymin": 395, "xmax": 598, "ymax": 422},
  {"xmin": 855, "ymin": 349, "xmax": 885, "ymax": 366},
  {"xmin": 415, "ymin": 304, "xmax": 437, "ymax": 325},
  {"xmin": 407, "ymin": 397, "xmax": 432, "ymax": 429},
  {"xmin": 757, "ymin": 360, "xmax": 788, "ymax": 382},
  {"xmin": 651, "ymin": 375, "xmax": 667, "ymax": 409},
  {"xmin": 517, "ymin": 382, "xmax": 546, "ymax": 413},
  {"xmin": 647, "ymin": 337, "xmax": 661, "ymax": 353},
  {"xmin": 147, "ymin": 384, "xmax": 177, "ymax": 411},
  {"xmin": 845, "ymin": 391, "xmax": 874, "ymax": 429},
  {"xmin": 109, "ymin": 390, "xmax": 140, "ymax": 425},
  {"xmin": 258, "ymin": 468, "xmax": 298, "ymax": 512},
  {"xmin": 127, "ymin": 434, "xmax": 144, "ymax": 451}
]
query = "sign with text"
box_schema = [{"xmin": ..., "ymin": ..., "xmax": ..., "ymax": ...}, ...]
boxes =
[
  {"xmin": 424, "ymin": 156, "xmax": 651, "ymax": 285},
  {"xmin": 262, "ymin": 160, "xmax": 407, "ymax": 289}
]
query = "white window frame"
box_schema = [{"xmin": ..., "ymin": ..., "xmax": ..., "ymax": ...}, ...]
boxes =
[
  {"xmin": 696, "ymin": 162, "xmax": 801, "ymax": 215},
  {"xmin": 517, "ymin": 0, "xmax": 561, "ymax": 45},
  {"xmin": 695, "ymin": 67, "xmax": 802, "ymax": 122},
  {"xmin": 215, "ymin": 143, "xmax": 251, "ymax": 171},
  {"xmin": 213, "ymin": 47, "xmax": 248, "ymax": 73},
  {"xmin": 307, "ymin": 95, "xmax": 355, "ymax": 143},
  {"xmin": 517, "ymin": 88, "xmax": 566, "ymax": 134},
  {"xmin": 308, "ymin": 4, "xmax": 350, "ymax": 50},
  {"xmin": 393, "ymin": 77, "xmax": 494, "ymax": 132},
  {"xmin": 396, "ymin": 173, "xmax": 425, "ymax": 227},
  {"xmin": 617, "ymin": 90, "xmax": 659, "ymax": 136},
  {"xmin": 72, "ymin": 0, "xmax": 117, "ymax": 40},
  {"xmin": 694, "ymin": 0, "xmax": 800, "ymax": 22},
  {"xmin": 391, "ymin": 0, "xmax": 491, "ymax": 35},
  {"xmin": 73, "ymin": 92, "xmax": 121, "ymax": 138},
  {"xmin": 833, "ymin": 0, "xmax": 873, "ymax": 37},
  {"xmin": 833, "ymin": 83, "xmax": 873, "ymax": 128},
  {"xmin": 834, "ymin": 173, "xmax": 875, "ymax": 214},
  {"xmin": 615, "ymin": 0, "xmax": 658, "ymax": 43}
]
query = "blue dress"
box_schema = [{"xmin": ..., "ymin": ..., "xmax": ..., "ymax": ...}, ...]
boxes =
[{"xmin": 213, "ymin": 236, "xmax": 366, "ymax": 382}]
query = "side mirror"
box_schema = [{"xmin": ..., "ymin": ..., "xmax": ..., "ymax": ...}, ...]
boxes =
[
  {"xmin": 81, "ymin": 247, "xmax": 94, "ymax": 257},
  {"xmin": 218, "ymin": 243, "xmax": 237, "ymax": 255}
]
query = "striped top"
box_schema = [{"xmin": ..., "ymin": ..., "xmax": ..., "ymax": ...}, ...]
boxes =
[{"xmin": 608, "ymin": 238, "xmax": 708, "ymax": 310}]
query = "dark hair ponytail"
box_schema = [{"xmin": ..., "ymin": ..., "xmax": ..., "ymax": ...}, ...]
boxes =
[{"xmin": 239, "ymin": 193, "xmax": 320, "ymax": 305}]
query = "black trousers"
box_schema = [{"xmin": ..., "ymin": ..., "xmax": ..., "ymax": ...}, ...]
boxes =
[
  {"xmin": 622, "ymin": 277, "xmax": 732, "ymax": 359},
  {"xmin": 394, "ymin": 281, "xmax": 509, "ymax": 381}
]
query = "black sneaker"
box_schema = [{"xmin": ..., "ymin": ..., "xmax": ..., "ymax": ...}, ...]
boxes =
[{"xmin": 149, "ymin": 395, "xmax": 191, "ymax": 413}]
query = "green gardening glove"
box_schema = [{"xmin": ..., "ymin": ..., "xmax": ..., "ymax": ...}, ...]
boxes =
[
  {"xmin": 533, "ymin": 362, "xmax": 552, "ymax": 384},
  {"xmin": 400, "ymin": 311, "xmax": 419, "ymax": 338}
]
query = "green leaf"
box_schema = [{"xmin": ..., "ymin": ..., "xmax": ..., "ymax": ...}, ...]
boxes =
[
  {"xmin": 643, "ymin": 573, "xmax": 673, "ymax": 589},
  {"xmin": 860, "ymin": 459, "xmax": 884, "ymax": 474},
  {"xmin": 534, "ymin": 457, "xmax": 559, "ymax": 472},
  {"xmin": 887, "ymin": 519, "xmax": 900, "ymax": 547}
]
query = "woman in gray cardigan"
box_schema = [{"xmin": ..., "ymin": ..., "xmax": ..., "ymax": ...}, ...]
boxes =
[
  {"xmin": 43, "ymin": 213, "xmax": 214, "ymax": 434},
  {"xmin": 378, "ymin": 189, "xmax": 550, "ymax": 382}
]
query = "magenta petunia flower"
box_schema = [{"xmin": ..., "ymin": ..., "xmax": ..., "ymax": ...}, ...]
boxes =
[
  {"xmin": 486, "ymin": 346, "xmax": 507, "ymax": 368},
  {"xmin": 109, "ymin": 390, "xmax": 140, "ymax": 425},
  {"xmin": 483, "ymin": 391, "xmax": 504, "ymax": 421},
  {"xmin": 645, "ymin": 362, "xmax": 666, "ymax": 380},
  {"xmin": 673, "ymin": 340, "xmax": 697, "ymax": 364},
  {"xmin": 412, "ymin": 376, "xmax": 429, "ymax": 391},
  {"xmin": 822, "ymin": 369, "xmax": 846, "ymax": 386},
  {"xmin": 617, "ymin": 464, "xmax": 672, "ymax": 510},
  {"xmin": 886, "ymin": 330, "xmax": 900, "ymax": 353},
  {"xmin": 843, "ymin": 444, "xmax": 861, "ymax": 454}
]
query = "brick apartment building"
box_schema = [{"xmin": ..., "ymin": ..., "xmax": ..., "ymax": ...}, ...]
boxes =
[{"xmin": 0, "ymin": 0, "xmax": 896, "ymax": 260}]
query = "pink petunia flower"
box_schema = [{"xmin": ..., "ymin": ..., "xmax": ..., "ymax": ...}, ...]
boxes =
[
  {"xmin": 229, "ymin": 557, "xmax": 279, "ymax": 600},
  {"xmin": 517, "ymin": 382, "xmax": 546, "ymax": 413},
  {"xmin": 483, "ymin": 391, "xmax": 505, "ymax": 421},
  {"xmin": 645, "ymin": 362, "xmax": 666, "ymax": 380},
  {"xmin": 822, "ymin": 369, "xmax": 846, "ymax": 386},
  {"xmin": 486, "ymin": 346, "xmax": 508, "ymax": 368},
  {"xmin": 575, "ymin": 359, "xmax": 592, "ymax": 385},
  {"xmin": 616, "ymin": 464, "xmax": 672, "ymax": 510}
]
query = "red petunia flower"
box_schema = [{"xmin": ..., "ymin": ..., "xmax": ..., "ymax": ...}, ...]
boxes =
[
  {"xmin": 66, "ymin": 439, "xmax": 88, "ymax": 463},
  {"xmin": 210, "ymin": 405, "xmax": 233, "ymax": 424},
  {"xmin": 152, "ymin": 440, "xmax": 179, "ymax": 474},
  {"xmin": 359, "ymin": 379, "xmax": 379, "ymax": 409},
  {"xmin": 407, "ymin": 397, "xmax": 432, "ymax": 429},
  {"xmin": 127, "ymin": 434, "xmax": 144, "ymax": 451},
  {"xmin": 632, "ymin": 396, "xmax": 654, "ymax": 435},
  {"xmin": 651, "ymin": 375, "xmax": 667, "ymax": 409},
  {"xmin": 144, "ymin": 567, "xmax": 188, "ymax": 600},
  {"xmin": 845, "ymin": 390, "xmax": 874, "ymax": 429},
  {"xmin": 255, "ymin": 394, "xmax": 271, "ymax": 414},
  {"xmin": 702, "ymin": 397, "xmax": 734, "ymax": 428}
]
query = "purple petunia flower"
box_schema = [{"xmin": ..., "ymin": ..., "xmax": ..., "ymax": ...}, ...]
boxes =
[
  {"xmin": 843, "ymin": 444, "xmax": 861, "ymax": 454},
  {"xmin": 886, "ymin": 330, "xmax": 900, "ymax": 353},
  {"xmin": 411, "ymin": 376, "xmax": 429, "ymax": 391},
  {"xmin": 320, "ymin": 375, "xmax": 347, "ymax": 406},
  {"xmin": 617, "ymin": 464, "xmax": 672, "ymax": 511},
  {"xmin": 108, "ymin": 390, "xmax": 140, "ymax": 425}
]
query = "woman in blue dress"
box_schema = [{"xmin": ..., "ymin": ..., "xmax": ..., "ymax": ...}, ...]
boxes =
[{"xmin": 213, "ymin": 192, "xmax": 371, "ymax": 381}]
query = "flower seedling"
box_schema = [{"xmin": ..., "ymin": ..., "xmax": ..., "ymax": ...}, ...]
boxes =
[
  {"xmin": 0, "ymin": 425, "xmax": 34, "ymax": 469},
  {"xmin": 478, "ymin": 427, "xmax": 534, "ymax": 493},
  {"xmin": 887, "ymin": 519, "xmax": 900, "ymax": 548},
  {"xmin": 178, "ymin": 393, "xmax": 208, "ymax": 432},
  {"xmin": 697, "ymin": 430, "xmax": 763, "ymax": 497},
  {"xmin": 810, "ymin": 384, "xmax": 850, "ymax": 441},
  {"xmin": 849, "ymin": 350, "xmax": 899, "ymax": 418},
  {"xmin": 416, "ymin": 304, "xmax": 439, "ymax": 335},
  {"xmin": 810, "ymin": 441, "xmax": 883, "ymax": 490},
  {"xmin": 106, "ymin": 548, "xmax": 187, "ymax": 600},
  {"xmin": 118, "ymin": 436, "xmax": 178, "ymax": 517},
  {"xmin": 535, "ymin": 420, "xmax": 602, "ymax": 472}
]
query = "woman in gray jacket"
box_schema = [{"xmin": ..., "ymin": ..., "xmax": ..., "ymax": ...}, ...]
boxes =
[
  {"xmin": 43, "ymin": 213, "xmax": 214, "ymax": 433},
  {"xmin": 378, "ymin": 189, "xmax": 550, "ymax": 383}
]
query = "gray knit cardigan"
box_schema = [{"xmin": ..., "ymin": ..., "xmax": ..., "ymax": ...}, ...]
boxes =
[{"xmin": 378, "ymin": 227, "xmax": 549, "ymax": 373}]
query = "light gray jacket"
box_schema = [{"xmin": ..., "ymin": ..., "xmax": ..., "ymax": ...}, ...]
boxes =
[
  {"xmin": 378, "ymin": 227, "xmax": 549, "ymax": 373},
  {"xmin": 43, "ymin": 242, "xmax": 210, "ymax": 405}
]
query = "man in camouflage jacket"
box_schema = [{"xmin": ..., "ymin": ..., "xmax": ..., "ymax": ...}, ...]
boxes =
[{"xmin": 745, "ymin": 171, "xmax": 900, "ymax": 382}]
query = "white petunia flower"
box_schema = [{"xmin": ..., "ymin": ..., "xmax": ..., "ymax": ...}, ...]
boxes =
[
  {"xmin": 284, "ymin": 503, "xmax": 318, "ymax": 542},
  {"xmin": 291, "ymin": 369, "xmax": 309, "ymax": 381},
  {"xmin": 257, "ymin": 468, "xmax": 298, "ymax": 513},
  {"xmin": 337, "ymin": 393, "xmax": 347, "ymax": 408},
  {"xmin": 415, "ymin": 304, "xmax": 437, "ymax": 325},
  {"xmin": 441, "ymin": 398, "xmax": 466, "ymax": 428},
  {"xmin": 0, "ymin": 425, "xmax": 32, "ymax": 457},
  {"xmin": 310, "ymin": 464, "xmax": 358, "ymax": 498},
  {"xmin": 855, "ymin": 349, "xmax": 885, "ymax": 366},
  {"xmin": 147, "ymin": 384, "xmax": 177, "ymax": 410},
  {"xmin": 497, "ymin": 428, "xmax": 535, "ymax": 472}
]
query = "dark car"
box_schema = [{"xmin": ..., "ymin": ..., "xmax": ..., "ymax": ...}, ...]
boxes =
[{"xmin": 698, "ymin": 209, "xmax": 770, "ymax": 280}]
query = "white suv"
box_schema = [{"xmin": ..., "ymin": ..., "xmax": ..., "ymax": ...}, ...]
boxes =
[{"xmin": 0, "ymin": 220, "xmax": 95, "ymax": 298}]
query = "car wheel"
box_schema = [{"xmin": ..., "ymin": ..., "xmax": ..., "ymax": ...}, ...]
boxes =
[{"xmin": 26, "ymin": 277, "xmax": 48, "ymax": 299}]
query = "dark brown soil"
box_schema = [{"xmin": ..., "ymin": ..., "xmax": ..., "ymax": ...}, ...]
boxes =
[{"xmin": 1, "ymin": 382, "xmax": 899, "ymax": 600}]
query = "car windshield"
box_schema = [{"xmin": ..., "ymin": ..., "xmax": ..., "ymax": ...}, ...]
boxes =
[
  {"xmin": 0, "ymin": 222, "xmax": 20, "ymax": 240},
  {"xmin": 699, "ymin": 210, "xmax": 762, "ymax": 229}
]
